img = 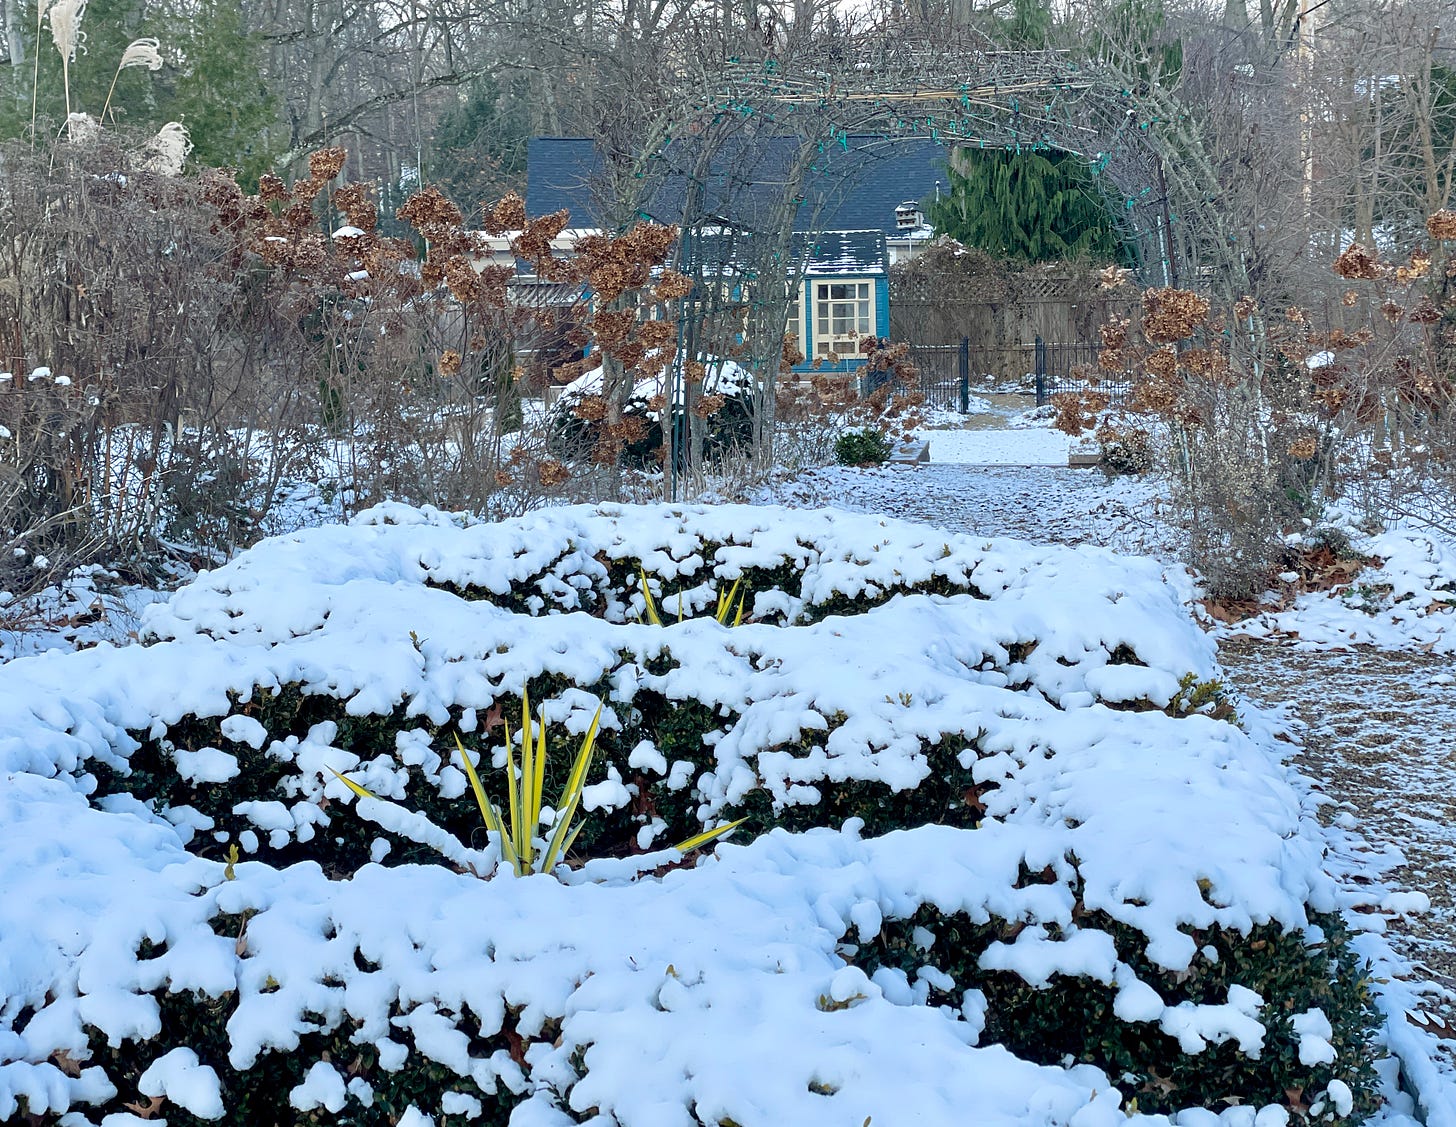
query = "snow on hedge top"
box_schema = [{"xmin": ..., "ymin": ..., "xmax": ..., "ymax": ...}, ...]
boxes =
[
  {"xmin": 145, "ymin": 501, "xmax": 1207, "ymax": 666},
  {"xmin": 0, "ymin": 503, "xmax": 1350, "ymax": 1125}
]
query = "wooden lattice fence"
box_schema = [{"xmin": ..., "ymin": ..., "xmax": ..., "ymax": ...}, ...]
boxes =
[{"xmin": 890, "ymin": 241, "xmax": 1137, "ymax": 379}]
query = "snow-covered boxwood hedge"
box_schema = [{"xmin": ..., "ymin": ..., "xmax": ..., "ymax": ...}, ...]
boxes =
[{"xmin": 0, "ymin": 503, "xmax": 1393, "ymax": 1126}]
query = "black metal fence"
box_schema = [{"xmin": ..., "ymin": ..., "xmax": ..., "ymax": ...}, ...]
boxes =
[
  {"xmin": 1033, "ymin": 337, "xmax": 1133, "ymax": 407},
  {"xmin": 909, "ymin": 340, "xmax": 971, "ymax": 412},
  {"xmin": 905, "ymin": 337, "xmax": 1132, "ymax": 412}
]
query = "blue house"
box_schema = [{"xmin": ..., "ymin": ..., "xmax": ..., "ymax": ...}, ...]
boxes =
[{"xmin": 526, "ymin": 136, "xmax": 949, "ymax": 373}]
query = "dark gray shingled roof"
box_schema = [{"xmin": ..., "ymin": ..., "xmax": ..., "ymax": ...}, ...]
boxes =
[{"xmin": 526, "ymin": 136, "xmax": 950, "ymax": 235}]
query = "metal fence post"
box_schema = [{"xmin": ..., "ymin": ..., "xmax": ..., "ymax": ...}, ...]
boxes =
[
  {"xmin": 1034, "ymin": 336, "xmax": 1047, "ymax": 406},
  {"xmin": 957, "ymin": 336, "xmax": 970, "ymax": 413}
]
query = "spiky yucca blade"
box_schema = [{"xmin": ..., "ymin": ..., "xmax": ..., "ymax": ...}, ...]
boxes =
[
  {"xmin": 733, "ymin": 589, "xmax": 747, "ymax": 627},
  {"xmin": 518, "ymin": 708, "xmax": 535, "ymax": 872},
  {"xmin": 541, "ymin": 705, "xmax": 604, "ymax": 872},
  {"xmin": 535, "ymin": 703, "xmax": 547, "ymax": 824},
  {"xmin": 673, "ymin": 816, "xmax": 747, "ymax": 853},
  {"xmin": 714, "ymin": 577, "xmax": 743, "ymax": 624},
  {"xmin": 453, "ymin": 734, "xmax": 492, "ymax": 827},
  {"xmin": 557, "ymin": 819, "xmax": 586, "ymax": 864},
  {"xmin": 637, "ymin": 567, "xmax": 663, "ymax": 626},
  {"xmin": 503, "ymin": 716, "xmax": 523, "ymax": 867},
  {"xmin": 455, "ymin": 734, "xmax": 518, "ymax": 875},
  {"xmin": 328, "ymin": 766, "xmax": 379, "ymax": 801}
]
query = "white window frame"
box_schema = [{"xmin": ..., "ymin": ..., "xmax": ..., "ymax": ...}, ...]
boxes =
[
  {"xmin": 812, "ymin": 279, "xmax": 874, "ymax": 357},
  {"xmin": 785, "ymin": 286, "xmax": 802, "ymax": 347}
]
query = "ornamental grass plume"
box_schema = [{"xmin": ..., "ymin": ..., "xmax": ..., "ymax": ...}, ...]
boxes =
[
  {"xmin": 101, "ymin": 36, "xmax": 162, "ymax": 123},
  {"xmin": 140, "ymin": 121, "xmax": 191, "ymax": 175},
  {"xmin": 47, "ymin": 0, "xmax": 87, "ymax": 120}
]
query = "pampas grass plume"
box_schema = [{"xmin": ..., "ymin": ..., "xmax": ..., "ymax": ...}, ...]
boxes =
[
  {"xmin": 140, "ymin": 121, "xmax": 191, "ymax": 176},
  {"xmin": 102, "ymin": 36, "xmax": 163, "ymax": 121},
  {"xmin": 47, "ymin": 0, "xmax": 85, "ymax": 61},
  {"xmin": 118, "ymin": 37, "xmax": 162, "ymax": 71},
  {"xmin": 47, "ymin": 0, "xmax": 87, "ymax": 118}
]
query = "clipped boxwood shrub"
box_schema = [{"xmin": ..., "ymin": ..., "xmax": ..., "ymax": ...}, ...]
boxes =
[
  {"xmin": 834, "ymin": 427, "xmax": 892, "ymax": 466},
  {"xmin": 71, "ymin": 987, "xmax": 523, "ymax": 1127},
  {"xmin": 851, "ymin": 902, "xmax": 1381, "ymax": 1123},
  {"xmin": 1, "ymin": 504, "xmax": 1394, "ymax": 1125}
]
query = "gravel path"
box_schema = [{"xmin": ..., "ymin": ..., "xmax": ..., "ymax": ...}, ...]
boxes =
[{"xmin": 1219, "ymin": 640, "xmax": 1456, "ymax": 996}]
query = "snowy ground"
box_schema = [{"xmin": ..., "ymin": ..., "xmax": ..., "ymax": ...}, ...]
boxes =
[{"xmin": 4, "ymin": 390, "xmax": 1456, "ymax": 1124}]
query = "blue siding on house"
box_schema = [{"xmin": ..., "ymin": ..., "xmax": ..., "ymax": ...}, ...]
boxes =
[{"xmin": 794, "ymin": 275, "xmax": 890, "ymax": 374}]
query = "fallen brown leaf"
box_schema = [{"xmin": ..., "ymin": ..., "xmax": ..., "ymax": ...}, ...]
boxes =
[{"xmin": 124, "ymin": 1095, "xmax": 165, "ymax": 1119}]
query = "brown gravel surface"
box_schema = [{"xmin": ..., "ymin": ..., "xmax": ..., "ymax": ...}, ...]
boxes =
[{"xmin": 1220, "ymin": 637, "xmax": 1456, "ymax": 1001}]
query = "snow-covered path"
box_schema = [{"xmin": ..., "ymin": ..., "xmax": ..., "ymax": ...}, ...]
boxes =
[{"xmin": 767, "ymin": 463, "xmax": 1178, "ymax": 556}]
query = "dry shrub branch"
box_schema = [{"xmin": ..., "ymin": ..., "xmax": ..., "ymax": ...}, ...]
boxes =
[
  {"xmin": 0, "ymin": 138, "xmax": 686, "ymax": 600},
  {"xmin": 1053, "ymin": 235, "xmax": 1455, "ymax": 598}
]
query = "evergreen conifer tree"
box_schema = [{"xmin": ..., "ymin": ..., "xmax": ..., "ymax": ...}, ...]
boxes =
[
  {"xmin": 1, "ymin": 0, "xmax": 279, "ymax": 179},
  {"xmin": 429, "ymin": 76, "xmax": 530, "ymax": 213},
  {"xmin": 928, "ymin": 148, "xmax": 1122, "ymax": 263}
]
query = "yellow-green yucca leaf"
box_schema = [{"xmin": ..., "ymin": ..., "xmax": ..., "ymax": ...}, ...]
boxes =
[
  {"xmin": 637, "ymin": 566, "xmax": 663, "ymax": 626},
  {"xmin": 503, "ymin": 710, "xmax": 523, "ymax": 866},
  {"xmin": 454, "ymin": 734, "xmax": 518, "ymax": 874},
  {"xmin": 530, "ymin": 703, "xmax": 547, "ymax": 841},
  {"xmin": 714, "ymin": 577, "xmax": 748, "ymax": 626},
  {"xmin": 540, "ymin": 704, "xmax": 604, "ymax": 872},
  {"xmin": 673, "ymin": 816, "xmax": 748, "ymax": 854},
  {"xmin": 328, "ymin": 766, "xmax": 380, "ymax": 802}
]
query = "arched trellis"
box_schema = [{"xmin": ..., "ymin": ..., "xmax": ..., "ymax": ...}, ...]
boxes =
[
  {"xmin": 597, "ymin": 37, "xmax": 1245, "ymax": 485},
  {"xmin": 651, "ymin": 40, "xmax": 1245, "ymax": 293}
]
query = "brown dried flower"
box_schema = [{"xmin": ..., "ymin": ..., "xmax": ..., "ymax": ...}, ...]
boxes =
[
  {"xmin": 1145, "ymin": 346, "xmax": 1178, "ymax": 380},
  {"xmin": 1141, "ymin": 288, "xmax": 1210, "ymax": 343},
  {"xmin": 691, "ymin": 393, "xmax": 726, "ymax": 419},
  {"xmin": 1427, "ymin": 210, "xmax": 1456, "ymax": 241},
  {"xmin": 537, "ymin": 459, "xmax": 570, "ymax": 487},
  {"xmin": 653, "ymin": 271, "xmax": 694, "ymax": 303},
  {"xmin": 1181, "ymin": 347, "xmax": 1230, "ymax": 384},
  {"xmin": 1333, "ymin": 243, "xmax": 1383, "ymax": 280},
  {"xmin": 334, "ymin": 182, "xmax": 377, "ymax": 232},
  {"xmin": 308, "ymin": 147, "xmax": 348, "ymax": 183},
  {"xmin": 438, "ymin": 350, "xmax": 462, "ymax": 377},
  {"xmin": 258, "ymin": 173, "xmax": 288, "ymax": 205},
  {"xmin": 1098, "ymin": 265, "xmax": 1132, "ymax": 290},
  {"xmin": 1100, "ymin": 317, "xmax": 1129, "ymax": 351},
  {"xmin": 482, "ymin": 193, "xmax": 528, "ymax": 236},
  {"xmin": 572, "ymin": 395, "xmax": 608, "ymax": 422},
  {"xmin": 397, "ymin": 187, "xmax": 465, "ymax": 241}
]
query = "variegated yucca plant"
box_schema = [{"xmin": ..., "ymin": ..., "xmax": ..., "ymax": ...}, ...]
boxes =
[{"xmin": 332, "ymin": 691, "xmax": 743, "ymax": 877}]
